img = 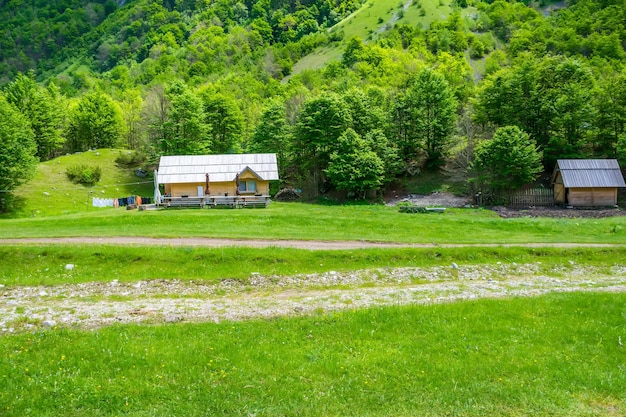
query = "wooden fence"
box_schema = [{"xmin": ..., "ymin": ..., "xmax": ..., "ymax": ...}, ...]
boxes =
[{"xmin": 509, "ymin": 188, "xmax": 554, "ymax": 207}]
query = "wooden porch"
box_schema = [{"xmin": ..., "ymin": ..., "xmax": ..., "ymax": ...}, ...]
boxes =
[{"xmin": 163, "ymin": 195, "xmax": 270, "ymax": 209}]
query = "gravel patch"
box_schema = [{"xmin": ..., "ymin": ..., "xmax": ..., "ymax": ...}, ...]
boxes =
[{"xmin": 2, "ymin": 263, "xmax": 625, "ymax": 333}]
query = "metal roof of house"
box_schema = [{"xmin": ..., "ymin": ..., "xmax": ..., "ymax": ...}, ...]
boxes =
[
  {"xmin": 157, "ymin": 154, "xmax": 279, "ymax": 184},
  {"xmin": 555, "ymin": 159, "xmax": 626, "ymax": 188}
]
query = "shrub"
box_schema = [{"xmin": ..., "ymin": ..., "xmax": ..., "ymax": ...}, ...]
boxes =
[
  {"xmin": 115, "ymin": 151, "xmax": 147, "ymax": 168},
  {"xmin": 66, "ymin": 165, "xmax": 102, "ymax": 186},
  {"xmin": 274, "ymin": 188, "xmax": 301, "ymax": 202}
]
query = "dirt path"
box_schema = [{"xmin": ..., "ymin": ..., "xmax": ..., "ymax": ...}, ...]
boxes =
[
  {"xmin": 1, "ymin": 237, "xmax": 625, "ymax": 249},
  {"xmin": 2, "ymin": 263, "xmax": 626, "ymax": 333}
]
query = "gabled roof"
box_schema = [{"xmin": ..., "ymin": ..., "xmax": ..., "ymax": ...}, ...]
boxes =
[
  {"xmin": 554, "ymin": 159, "xmax": 626, "ymax": 188},
  {"xmin": 157, "ymin": 154, "xmax": 279, "ymax": 184}
]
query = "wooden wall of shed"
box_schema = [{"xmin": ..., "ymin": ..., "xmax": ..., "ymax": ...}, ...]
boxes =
[
  {"xmin": 554, "ymin": 183, "xmax": 566, "ymax": 204},
  {"xmin": 567, "ymin": 187, "xmax": 617, "ymax": 206}
]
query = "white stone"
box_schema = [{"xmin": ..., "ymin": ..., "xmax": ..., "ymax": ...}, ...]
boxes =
[
  {"xmin": 42, "ymin": 320, "xmax": 56, "ymax": 328},
  {"xmin": 65, "ymin": 264, "xmax": 75, "ymax": 271}
]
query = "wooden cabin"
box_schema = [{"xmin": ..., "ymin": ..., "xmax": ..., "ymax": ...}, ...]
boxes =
[
  {"xmin": 552, "ymin": 159, "xmax": 625, "ymax": 207},
  {"xmin": 156, "ymin": 154, "xmax": 279, "ymax": 207}
]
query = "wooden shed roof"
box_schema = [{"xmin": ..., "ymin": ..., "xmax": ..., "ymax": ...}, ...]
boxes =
[
  {"xmin": 554, "ymin": 159, "xmax": 626, "ymax": 188},
  {"xmin": 157, "ymin": 154, "xmax": 279, "ymax": 184}
]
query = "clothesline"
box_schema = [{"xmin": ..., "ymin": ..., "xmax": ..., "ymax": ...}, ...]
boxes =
[{"xmin": 92, "ymin": 195, "xmax": 153, "ymax": 207}]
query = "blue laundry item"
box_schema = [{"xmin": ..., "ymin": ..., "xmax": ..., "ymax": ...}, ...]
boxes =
[{"xmin": 127, "ymin": 195, "xmax": 135, "ymax": 205}]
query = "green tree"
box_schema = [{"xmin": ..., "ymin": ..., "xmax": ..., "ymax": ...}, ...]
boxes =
[
  {"xmin": 250, "ymin": 101, "xmax": 291, "ymax": 175},
  {"xmin": 325, "ymin": 129, "xmax": 385, "ymax": 198},
  {"xmin": 66, "ymin": 90, "xmax": 124, "ymax": 152},
  {"xmin": 161, "ymin": 81, "xmax": 208, "ymax": 155},
  {"xmin": 0, "ymin": 94, "xmax": 37, "ymax": 211},
  {"xmin": 201, "ymin": 92, "xmax": 244, "ymax": 154},
  {"xmin": 364, "ymin": 129, "xmax": 402, "ymax": 184},
  {"xmin": 4, "ymin": 72, "xmax": 66, "ymax": 160},
  {"xmin": 541, "ymin": 58, "xmax": 595, "ymax": 162},
  {"xmin": 594, "ymin": 72, "xmax": 626, "ymax": 157},
  {"xmin": 470, "ymin": 126, "xmax": 543, "ymax": 202},
  {"xmin": 342, "ymin": 88, "xmax": 387, "ymax": 138},
  {"xmin": 393, "ymin": 69, "xmax": 457, "ymax": 169},
  {"xmin": 294, "ymin": 94, "xmax": 352, "ymax": 194}
]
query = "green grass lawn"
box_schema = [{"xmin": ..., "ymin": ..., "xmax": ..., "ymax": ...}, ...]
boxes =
[
  {"xmin": 7, "ymin": 149, "xmax": 153, "ymax": 218},
  {"xmin": 2, "ymin": 244, "xmax": 624, "ymax": 287},
  {"xmin": 2, "ymin": 203, "xmax": 626, "ymax": 244},
  {"xmin": 2, "ymin": 292, "xmax": 624, "ymax": 416}
]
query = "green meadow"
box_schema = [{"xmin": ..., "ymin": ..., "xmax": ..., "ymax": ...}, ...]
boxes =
[
  {"xmin": 3, "ymin": 150, "xmax": 626, "ymax": 416},
  {"xmin": 2, "ymin": 293, "xmax": 625, "ymax": 416},
  {"xmin": 2, "ymin": 203, "xmax": 626, "ymax": 245}
]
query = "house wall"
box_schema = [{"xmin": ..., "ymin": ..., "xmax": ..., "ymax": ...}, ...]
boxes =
[
  {"xmin": 567, "ymin": 187, "xmax": 617, "ymax": 206},
  {"xmin": 167, "ymin": 180, "xmax": 270, "ymax": 197}
]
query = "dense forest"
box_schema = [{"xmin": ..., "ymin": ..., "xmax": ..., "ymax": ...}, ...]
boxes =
[{"xmin": 2, "ymin": 0, "xmax": 626, "ymax": 210}]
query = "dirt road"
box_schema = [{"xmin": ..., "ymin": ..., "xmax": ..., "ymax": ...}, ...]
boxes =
[{"xmin": 1, "ymin": 237, "xmax": 625, "ymax": 249}]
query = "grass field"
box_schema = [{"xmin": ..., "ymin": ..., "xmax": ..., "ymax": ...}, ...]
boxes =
[
  {"xmin": 2, "ymin": 292, "xmax": 625, "ymax": 416},
  {"xmin": 2, "ymin": 244, "xmax": 625, "ymax": 287},
  {"xmin": 3, "ymin": 151, "xmax": 626, "ymax": 416},
  {"xmin": 2, "ymin": 203, "xmax": 626, "ymax": 244}
]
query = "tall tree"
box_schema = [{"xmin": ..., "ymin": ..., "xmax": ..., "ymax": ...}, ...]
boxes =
[
  {"xmin": 250, "ymin": 101, "xmax": 291, "ymax": 175},
  {"xmin": 595, "ymin": 72, "xmax": 626, "ymax": 158},
  {"xmin": 326, "ymin": 128, "xmax": 384, "ymax": 198},
  {"xmin": 120, "ymin": 88, "xmax": 145, "ymax": 150},
  {"xmin": 161, "ymin": 81, "xmax": 208, "ymax": 155},
  {"xmin": 66, "ymin": 90, "xmax": 124, "ymax": 152},
  {"xmin": 5, "ymin": 72, "xmax": 66, "ymax": 160},
  {"xmin": 393, "ymin": 69, "xmax": 457, "ymax": 169},
  {"xmin": 470, "ymin": 125, "xmax": 543, "ymax": 202},
  {"xmin": 294, "ymin": 94, "xmax": 351, "ymax": 194},
  {"xmin": 0, "ymin": 94, "xmax": 37, "ymax": 212},
  {"xmin": 201, "ymin": 92, "xmax": 244, "ymax": 154}
]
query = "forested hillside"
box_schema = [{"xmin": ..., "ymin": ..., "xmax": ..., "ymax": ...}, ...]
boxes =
[{"xmin": 2, "ymin": 0, "xmax": 626, "ymax": 211}]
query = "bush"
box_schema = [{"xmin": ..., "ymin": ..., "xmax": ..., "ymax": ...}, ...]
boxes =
[
  {"xmin": 274, "ymin": 188, "xmax": 301, "ymax": 202},
  {"xmin": 66, "ymin": 165, "xmax": 102, "ymax": 186},
  {"xmin": 115, "ymin": 151, "xmax": 147, "ymax": 168},
  {"xmin": 399, "ymin": 205, "xmax": 427, "ymax": 213}
]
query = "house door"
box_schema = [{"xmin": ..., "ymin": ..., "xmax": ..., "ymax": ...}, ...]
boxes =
[{"xmin": 197, "ymin": 186, "xmax": 203, "ymax": 197}]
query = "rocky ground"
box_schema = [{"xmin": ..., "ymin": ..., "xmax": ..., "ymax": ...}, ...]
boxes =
[
  {"xmin": 2, "ymin": 263, "xmax": 625, "ymax": 333},
  {"xmin": 385, "ymin": 192, "xmax": 471, "ymax": 208},
  {"xmin": 386, "ymin": 191, "xmax": 626, "ymax": 218},
  {"xmin": 3, "ymin": 193, "xmax": 625, "ymax": 333},
  {"xmin": 491, "ymin": 205, "xmax": 626, "ymax": 218}
]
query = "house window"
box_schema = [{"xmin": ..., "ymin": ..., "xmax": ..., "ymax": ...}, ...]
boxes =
[{"xmin": 240, "ymin": 180, "xmax": 257, "ymax": 193}]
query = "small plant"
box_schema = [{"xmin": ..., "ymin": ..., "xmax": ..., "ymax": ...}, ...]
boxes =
[
  {"xmin": 115, "ymin": 151, "xmax": 147, "ymax": 168},
  {"xmin": 399, "ymin": 205, "xmax": 427, "ymax": 213},
  {"xmin": 66, "ymin": 165, "xmax": 102, "ymax": 186}
]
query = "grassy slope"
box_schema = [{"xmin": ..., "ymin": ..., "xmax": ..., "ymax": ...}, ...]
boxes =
[
  {"xmin": 9, "ymin": 149, "xmax": 154, "ymax": 218},
  {"xmin": 289, "ymin": 0, "xmax": 455, "ymax": 79},
  {"xmin": 2, "ymin": 292, "xmax": 624, "ymax": 416}
]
